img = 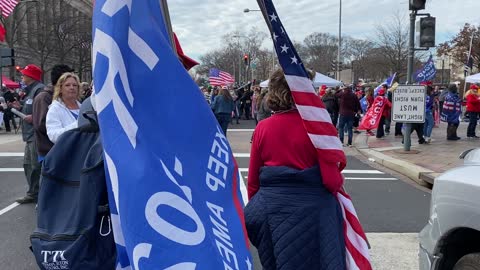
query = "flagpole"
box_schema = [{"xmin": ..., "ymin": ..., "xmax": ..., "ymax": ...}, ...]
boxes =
[
  {"xmin": 463, "ymin": 30, "xmax": 474, "ymax": 94},
  {"xmin": 337, "ymin": 0, "xmax": 342, "ymax": 81},
  {"xmin": 159, "ymin": 0, "xmax": 177, "ymax": 56}
]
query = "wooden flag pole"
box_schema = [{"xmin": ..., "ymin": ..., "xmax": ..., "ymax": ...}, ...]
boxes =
[{"xmin": 159, "ymin": 0, "xmax": 177, "ymax": 56}]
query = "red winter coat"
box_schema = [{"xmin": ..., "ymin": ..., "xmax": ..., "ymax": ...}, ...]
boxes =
[{"xmin": 466, "ymin": 93, "xmax": 480, "ymax": 113}]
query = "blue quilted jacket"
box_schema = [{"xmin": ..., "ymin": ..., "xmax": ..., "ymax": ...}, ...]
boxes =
[{"xmin": 244, "ymin": 166, "xmax": 346, "ymax": 270}]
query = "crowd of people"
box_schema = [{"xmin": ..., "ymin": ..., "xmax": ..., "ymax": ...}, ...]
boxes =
[
  {"xmin": 203, "ymin": 84, "xmax": 272, "ymax": 135},
  {"xmin": 204, "ymin": 79, "xmax": 480, "ymax": 147},
  {"xmin": 0, "ymin": 64, "xmax": 92, "ymax": 204}
]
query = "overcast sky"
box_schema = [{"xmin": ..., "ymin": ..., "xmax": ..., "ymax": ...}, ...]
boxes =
[{"xmin": 168, "ymin": 0, "xmax": 479, "ymax": 62}]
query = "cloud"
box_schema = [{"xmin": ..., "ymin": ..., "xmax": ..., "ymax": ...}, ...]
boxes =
[{"xmin": 169, "ymin": 0, "xmax": 479, "ymax": 62}]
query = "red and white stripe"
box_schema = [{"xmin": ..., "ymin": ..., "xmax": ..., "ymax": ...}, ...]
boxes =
[
  {"xmin": 0, "ymin": 0, "xmax": 18, "ymax": 17},
  {"xmin": 209, "ymin": 70, "xmax": 235, "ymax": 86},
  {"xmin": 285, "ymin": 74, "xmax": 372, "ymax": 270}
]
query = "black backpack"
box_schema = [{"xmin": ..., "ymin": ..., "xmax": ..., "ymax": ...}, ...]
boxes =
[{"xmin": 30, "ymin": 117, "xmax": 116, "ymax": 270}]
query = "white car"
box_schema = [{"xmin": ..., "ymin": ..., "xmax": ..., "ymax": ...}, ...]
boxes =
[{"xmin": 419, "ymin": 148, "xmax": 480, "ymax": 270}]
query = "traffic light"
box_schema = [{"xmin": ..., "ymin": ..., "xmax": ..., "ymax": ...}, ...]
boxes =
[
  {"xmin": 409, "ymin": 0, "xmax": 426, "ymax": 10},
  {"xmin": 15, "ymin": 65, "xmax": 21, "ymax": 71},
  {"xmin": 419, "ymin": 17, "xmax": 436, "ymax": 48},
  {"xmin": 244, "ymin": 54, "xmax": 249, "ymax": 66},
  {"xmin": 331, "ymin": 60, "xmax": 336, "ymax": 71},
  {"xmin": 0, "ymin": 48, "xmax": 14, "ymax": 67}
]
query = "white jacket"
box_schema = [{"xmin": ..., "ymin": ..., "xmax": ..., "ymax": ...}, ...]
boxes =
[{"xmin": 46, "ymin": 99, "xmax": 81, "ymax": 143}]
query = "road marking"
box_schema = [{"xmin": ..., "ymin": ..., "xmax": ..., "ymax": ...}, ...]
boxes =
[
  {"xmin": 345, "ymin": 177, "xmax": 397, "ymax": 181},
  {"xmin": 233, "ymin": 153, "xmax": 250, "ymax": 158},
  {"xmin": 0, "ymin": 152, "xmax": 24, "ymax": 157},
  {"xmin": 0, "ymin": 168, "xmax": 23, "ymax": 172},
  {"xmin": 343, "ymin": 169, "xmax": 384, "ymax": 174},
  {"xmin": 229, "ymin": 129, "xmax": 255, "ymax": 132},
  {"xmin": 238, "ymin": 168, "xmax": 386, "ymax": 175},
  {"xmin": 366, "ymin": 233, "xmax": 419, "ymax": 269},
  {"xmin": 0, "ymin": 202, "xmax": 20, "ymax": 216}
]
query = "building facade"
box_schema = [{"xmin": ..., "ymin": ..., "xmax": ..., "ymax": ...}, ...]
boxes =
[{"xmin": 2, "ymin": 0, "xmax": 93, "ymax": 86}]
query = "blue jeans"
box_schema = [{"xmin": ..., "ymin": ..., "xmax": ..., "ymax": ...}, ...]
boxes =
[
  {"xmin": 338, "ymin": 115, "xmax": 354, "ymax": 145},
  {"xmin": 423, "ymin": 111, "xmax": 434, "ymax": 137}
]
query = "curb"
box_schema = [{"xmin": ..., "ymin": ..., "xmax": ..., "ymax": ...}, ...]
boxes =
[{"xmin": 357, "ymin": 148, "xmax": 433, "ymax": 187}]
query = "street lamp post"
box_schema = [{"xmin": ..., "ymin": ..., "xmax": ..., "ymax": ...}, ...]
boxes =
[
  {"xmin": 337, "ymin": 0, "xmax": 342, "ymax": 81},
  {"xmin": 232, "ymin": 35, "xmax": 243, "ymax": 84},
  {"xmin": 244, "ymin": 7, "xmax": 276, "ymax": 77}
]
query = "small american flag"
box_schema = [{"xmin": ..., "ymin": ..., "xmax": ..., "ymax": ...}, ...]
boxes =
[
  {"xmin": 0, "ymin": 0, "xmax": 18, "ymax": 17},
  {"xmin": 257, "ymin": 0, "xmax": 372, "ymax": 269},
  {"xmin": 209, "ymin": 68, "xmax": 234, "ymax": 86}
]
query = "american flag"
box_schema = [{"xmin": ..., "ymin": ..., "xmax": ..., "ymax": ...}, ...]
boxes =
[
  {"xmin": 209, "ymin": 68, "xmax": 234, "ymax": 86},
  {"xmin": 257, "ymin": 0, "xmax": 372, "ymax": 269},
  {"xmin": 0, "ymin": 0, "xmax": 18, "ymax": 17}
]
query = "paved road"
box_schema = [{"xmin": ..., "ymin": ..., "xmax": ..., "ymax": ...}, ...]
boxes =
[{"xmin": 0, "ymin": 123, "xmax": 431, "ymax": 269}]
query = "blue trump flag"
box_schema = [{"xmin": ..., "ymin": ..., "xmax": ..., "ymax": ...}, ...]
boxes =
[
  {"xmin": 414, "ymin": 55, "xmax": 437, "ymax": 83},
  {"xmin": 92, "ymin": 1, "xmax": 252, "ymax": 269},
  {"xmin": 374, "ymin": 73, "xmax": 396, "ymax": 96}
]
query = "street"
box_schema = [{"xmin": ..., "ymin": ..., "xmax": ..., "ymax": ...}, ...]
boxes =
[{"xmin": 0, "ymin": 122, "xmax": 431, "ymax": 269}]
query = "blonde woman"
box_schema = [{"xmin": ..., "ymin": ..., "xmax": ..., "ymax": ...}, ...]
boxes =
[{"xmin": 46, "ymin": 73, "xmax": 81, "ymax": 143}]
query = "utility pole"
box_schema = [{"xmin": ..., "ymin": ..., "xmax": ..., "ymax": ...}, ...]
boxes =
[
  {"xmin": 404, "ymin": 9, "xmax": 417, "ymax": 151},
  {"xmin": 337, "ymin": 0, "xmax": 342, "ymax": 81}
]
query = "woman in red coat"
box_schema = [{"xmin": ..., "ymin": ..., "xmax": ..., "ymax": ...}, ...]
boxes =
[
  {"xmin": 244, "ymin": 69, "xmax": 346, "ymax": 270},
  {"xmin": 465, "ymin": 84, "xmax": 480, "ymax": 138}
]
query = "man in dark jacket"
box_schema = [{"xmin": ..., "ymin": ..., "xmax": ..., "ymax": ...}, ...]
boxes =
[
  {"xmin": 3, "ymin": 88, "xmax": 19, "ymax": 132},
  {"xmin": 337, "ymin": 86, "xmax": 361, "ymax": 146},
  {"xmin": 32, "ymin": 64, "xmax": 74, "ymax": 162},
  {"xmin": 322, "ymin": 88, "xmax": 339, "ymax": 126},
  {"xmin": 240, "ymin": 88, "xmax": 253, "ymax": 120},
  {"xmin": 10, "ymin": 64, "xmax": 45, "ymax": 204}
]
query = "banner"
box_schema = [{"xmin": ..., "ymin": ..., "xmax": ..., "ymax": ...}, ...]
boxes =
[
  {"xmin": 92, "ymin": 1, "xmax": 252, "ymax": 269},
  {"xmin": 414, "ymin": 55, "xmax": 437, "ymax": 83},
  {"xmin": 359, "ymin": 96, "xmax": 387, "ymax": 130}
]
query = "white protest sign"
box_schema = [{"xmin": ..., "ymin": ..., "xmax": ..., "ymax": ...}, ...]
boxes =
[{"xmin": 392, "ymin": 85, "xmax": 426, "ymax": 123}]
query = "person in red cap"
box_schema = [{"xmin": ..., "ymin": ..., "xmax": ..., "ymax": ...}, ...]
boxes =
[
  {"xmin": 318, "ymin": 85, "xmax": 327, "ymax": 98},
  {"xmin": 465, "ymin": 84, "xmax": 480, "ymax": 138},
  {"xmin": 10, "ymin": 64, "xmax": 45, "ymax": 204}
]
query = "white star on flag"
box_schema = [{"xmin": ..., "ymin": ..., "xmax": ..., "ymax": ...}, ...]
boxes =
[
  {"xmin": 281, "ymin": 27, "xmax": 285, "ymax": 34},
  {"xmin": 269, "ymin": 13, "xmax": 278, "ymax": 22},
  {"xmin": 291, "ymin": 55, "xmax": 298, "ymax": 64},
  {"xmin": 272, "ymin": 32, "xmax": 278, "ymax": 42},
  {"xmin": 280, "ymin": 44, "xmax": 289, "ymax": 53}
]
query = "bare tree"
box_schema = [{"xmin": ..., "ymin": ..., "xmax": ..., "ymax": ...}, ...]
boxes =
[
  {"xmin": 302, "ymin": 32, "xmax": 338, "ymax": 74},
  {"xmin": 198, "ymin": 28, "xmax": 268, "ymax": 84},
  {"xmin": 2, "ymin": 0, "xmax": 92, "ymax": 81},
  {"xmin": 373, "ymin": 12, "xmax": 409, "ymax": 80},
  {"xmin": 348, "ymin": 39, "xmax": 375, "ymax": 81}
]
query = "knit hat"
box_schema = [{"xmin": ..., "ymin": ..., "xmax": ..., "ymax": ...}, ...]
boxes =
[
  {"xmin": 470, "ymin": 84, "xmax": 479, "ymax": 90},
  {"xmin": 448, "ymin": 84, "xmax": 458, "ymax": 93},
  {"xmin": 20, "ymin": 64, "xmax": 43, "ymax": 81}
]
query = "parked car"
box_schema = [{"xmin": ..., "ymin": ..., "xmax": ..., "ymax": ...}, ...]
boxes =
[{"xmin": 419, "ymin": 148, "xmax": 480, "ymax": 270}]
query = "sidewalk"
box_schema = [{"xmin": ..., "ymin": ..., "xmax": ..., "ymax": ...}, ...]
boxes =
[{"xmin": 354, "ymin": 121, "xmax": 479, "ymax": 186}]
